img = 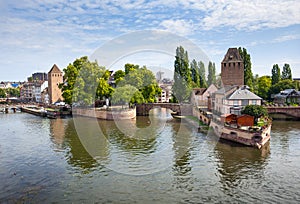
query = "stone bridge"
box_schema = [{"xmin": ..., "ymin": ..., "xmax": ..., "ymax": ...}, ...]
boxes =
[
  {"xmin": 265, "ymin": 106, "xmax": 300, "ymax": 119},
  {"xmin": 136, "ymin": 103, "xmax": 192, "ymax": 116}
]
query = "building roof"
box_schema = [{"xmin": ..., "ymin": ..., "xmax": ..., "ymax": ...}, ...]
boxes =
[
  {"xmin": 193, "ymin": 88, "xmax": 207, "ymax": 95},
  {"xmin": 228, "ymin": 86, "xmax": 261, "ymax": 100},
  {"xmin": 214, "ymin": 85, "xmax": 238, "ymax": 95},
  {"xmin": 48, "ymin": 64, "xmax": 62, "ymax": 74},
  {"xmin": 221, "ymin": 48, "xmax": 243, "ymax": 63},
  {"xmin": 274, "ymin": 89, "xmax": 300, "ymax": 98}
]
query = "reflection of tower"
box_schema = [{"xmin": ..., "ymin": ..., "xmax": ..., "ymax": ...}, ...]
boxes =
[
  {"xmin": 49, "ymin": 118, "xmax": 66, "ymax": 149},
  {"xmin": 221, "ymin": 48, "xmax": 244, "ymax": 86},
  {"xmin": 48, "ymin": 64, "xmax": 63, "ymax": 104}
]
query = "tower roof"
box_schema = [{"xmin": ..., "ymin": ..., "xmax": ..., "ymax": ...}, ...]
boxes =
[
  {"xmin": 222, "ymin": 48, "xmax": 243, "ymax": 63},
  {"xmin": 48, "ymin": 64, "xmax": 62, "ymax": 74}
]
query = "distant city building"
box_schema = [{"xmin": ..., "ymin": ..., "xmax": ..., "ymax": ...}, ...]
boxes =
[
  {"xmin": 157, "ymin": 78, "xmax": 173, "ymax": 103},
  {"xmin": 0, "ymin": 81, "xmax": 21, "ymax": 89},
  {"xmin": 221, "ymin": 48, "xmax": 244, "ymax": 86},
  {"xmin": 20, "ymin": 82, "xmax": 35, "ymax": 102},
  {"xmin": 32, "ymin": 81, "xmax": 48, "ymax": 103},
  {"xmin": 32, "ymin": 72, "xmax": 48, "ymax": 81},
  {"xmin": 48, "ymin": 64, "xmax": 63, "ymax": 104}
]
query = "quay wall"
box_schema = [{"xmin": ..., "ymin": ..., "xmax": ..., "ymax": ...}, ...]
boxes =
[{"xmin": 72, "ymin": 108, "xmax": 136, "ymax": 120}]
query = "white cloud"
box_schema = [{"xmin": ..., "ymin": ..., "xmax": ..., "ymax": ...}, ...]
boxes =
[{"xmin": 159, "ymin": 19, "xmax": 194, "ymax": 36}]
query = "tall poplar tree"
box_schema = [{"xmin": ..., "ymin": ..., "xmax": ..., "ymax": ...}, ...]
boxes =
[
  {"xmin": 198, "ymin": 61, "xmax": 207, "ymax": 88},
  {"xmin": 238, "ymin": 47, "xmax": 254, "ymax": 90},
  {"xmin": 207, "ymin": 61, "xmax": 216, "ymax": 86},
  {"xmin": 173, "ymin": 46, "xmax": 192, "ymax": 102},
  {"xmin": 282, "ymin": 63, "xmax": 292, "ymax": 80},
  {"xmin": 190, "ymin": 59, "xmax": 200, "ymax": 87},
  {"xmin": 271, "ymin": 64, "xmax": 281, "ymax": 85}
]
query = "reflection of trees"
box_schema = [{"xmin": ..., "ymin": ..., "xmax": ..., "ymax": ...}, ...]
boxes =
[
  {"xmin": 63, "ymin": 119, "xmax": 107, "ymax": 172},
  {"xmin": 171, "ymin": 121, "xmax": 193, "ymax": 192},
  {"xmin": 214, "ymin": 140, "xmax": 270, "ymax": 191}
]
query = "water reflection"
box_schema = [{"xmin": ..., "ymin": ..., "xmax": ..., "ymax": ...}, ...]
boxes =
[{"xmin": 214, "ymin": 140, "xmax": 270, "ymax": 192}]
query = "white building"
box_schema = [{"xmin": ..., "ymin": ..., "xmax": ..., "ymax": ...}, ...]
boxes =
[{"xmin": 212, "ymin": 85, "xmax": 261, "ymax": 115}]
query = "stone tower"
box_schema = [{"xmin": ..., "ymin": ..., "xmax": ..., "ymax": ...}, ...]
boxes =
[
  {"xmin": 48, "ymin": 64, "xmax": 63, "ymax": 104},
  {"xmin": 221, "ymin": 48, "xmax": 244, "ymax": 86}
]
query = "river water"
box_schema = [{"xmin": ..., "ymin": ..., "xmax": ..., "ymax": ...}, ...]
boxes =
[{"xmin": 0, "ymin": 109, "xmax": 300, "ymax": 203}]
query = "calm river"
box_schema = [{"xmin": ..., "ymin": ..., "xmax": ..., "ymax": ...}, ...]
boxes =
[{"xmin": 1, "ymin": 109, "xmax": 300, "ymax": 203}]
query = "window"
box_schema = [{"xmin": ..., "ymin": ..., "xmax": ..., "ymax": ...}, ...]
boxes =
[
  {"xmin": 242, "ymin": 100, "xmax": 248, "ymax": 106},
  {"xmin": 233, "ymin": 100, "xmax": 239, "ymax": 106},
  {"xmin": 252, "ymin": 100, "xmax": 257, "ymax": 105}
]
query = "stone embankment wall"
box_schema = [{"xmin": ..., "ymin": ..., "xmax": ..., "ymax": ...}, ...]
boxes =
[{"xmin": 72, "ymin": 108, "xmax": 136, "ymax": 120}]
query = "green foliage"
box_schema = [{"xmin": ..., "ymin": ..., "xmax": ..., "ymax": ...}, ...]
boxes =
[
  {"xmin": 242, "ymin": 105, "xmax": 268, "ymax": 120},
  {"xmin": 0, "ymin": 88, "xmax": 6, "ymax": 98},
  {"xmin": 61, "ymin": 56, "xmax": 112, "ymax": 105},
  {"xmin": 114, "ymin": 70, "xmax": 125, "ymax": 84},
  {"xmin": 6, "ymin": 88, "xmax": 20, "ymax": 97},
  {"xmin": 117, "ymin": 65, "xmax": 161, "ymax": 103},
  {"xmin": 190, "ymin": 59, "xmax": 200, "ymax": 87},
  {"xmin": 112, "ymin": 85, "xmax": 143, "ymax": 106},
  {"xmin": 268, "ymin": 79, "xmax": 298, "ymax": 99},
  {"xmin": 173, "ymin": 46, "xmax": 193, "ymax": 103},
  {"xmin": 256, "ymin": 76, "xmax": 271, "ymax": 100},
  {"xmin": 239, "ymin": 47, "xmax": 254, "ymax": 91},
  {"xmin": 282, "ymin": 63, "xmax": 292, "ymax": 80},
  {"xmin": 198, "ymin": 61, "xmax": 207, "ymax": 88},
  {"xmin": 125, "ymin": 63, "xmax": 139, "ymax": 75},
  {"xmin": 207, "ymin": 61, "xmax": 216, "ymax": 86},
  {"xmin": 271, "ymin": 64, "xmax": 281, "ymax": 85}
]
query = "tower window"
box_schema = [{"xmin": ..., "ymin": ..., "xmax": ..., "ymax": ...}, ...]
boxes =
[
  {"xmin": 224, "ymin": 63, "xmax": 226, "ymax": 67},
  {"xmin": 229, "ymin": 63, "xmax": 231, "ymax": 67}
]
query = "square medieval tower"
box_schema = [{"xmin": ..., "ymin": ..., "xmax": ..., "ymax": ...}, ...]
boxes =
[
  {"xmin": 48, "ymin": 64, "xmax": 63, "ymax": 104},
  {"xmin": 221, "ymin": 48, "xmax": 244, "ymax": 86}
]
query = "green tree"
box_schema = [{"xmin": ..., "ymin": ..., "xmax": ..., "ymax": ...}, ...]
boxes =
[
  {"xmin": 173, "ymin": 46, "xmax": 192, "ymax": 102},
  {"xmin": 207, "ymin": 61, "xmax": 216, "ymax": 86},
  {"xmin": 113, "ymin": 70, "xmax": 125, "ymax": 84},
  {"xmin": 198, "ymin": 61, "xmax": 207, "ymax": 88},
  {"xmin": 0, "ymin": 88, "xmax": 6, "ymax": 98},
  {"xmin": 125, "ymin": 63, "xmax": 139, "ymax": 75},
  {"xmin": 61, "ymin": 56, "xmax": 111, "ymax": 105},
  {"xmin": 268, "ymin": 79, "xmax": 299, "ymax": 99},
  {"xmin": 6, "ymin": 88, "xmax": 20, "ymax": 97},
  {"xmin": 111, "ymin": 85, "xmax": 142, "ymax": 107},
  {"xmin": 256, "ymin": 76, "xmax": 271, "ymax": 100},
  {"xmin": 242, "ymin": 105, "xmax": 268, "ymax": 121},
  {"xmin": 282, "ymin": 63, "xmax": 292, "ymax": 80},
  {"xmin": 118, "ymin": 65, "xmax": 161, "ymax": 103},
  {"xmin": 239, "ymin": 47, "xmax": 254, "ymax": 90},
  {"xmin": 190, "ymin": 59, "xmax": 200, "ymax": 87},
  {"xmin": 271, "ymin": 64, "xmax": 281, "ymax": 85}
]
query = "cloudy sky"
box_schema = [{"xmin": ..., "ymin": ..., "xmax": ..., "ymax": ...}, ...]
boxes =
[{"xmin": 1, "ymin": 0, "xmax": 300, "ymax": 81}]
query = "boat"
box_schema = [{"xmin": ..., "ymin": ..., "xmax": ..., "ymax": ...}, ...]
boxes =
[
  {"xmin": 46, "ymin": 111, "xmax": 58, "ymax": 119},
  {"xmin": 210, "ymin": 114, "xmax": 271, "ymax": 149}
]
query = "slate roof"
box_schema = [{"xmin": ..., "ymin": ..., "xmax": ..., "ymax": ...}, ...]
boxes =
[{"xmin": 228, "ymin": 86, "xmax": 261, "ymax": 100}]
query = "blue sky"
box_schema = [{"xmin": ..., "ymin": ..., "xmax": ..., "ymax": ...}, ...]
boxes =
[{"xmin": 0, "ymin": 0, "xmax": 300, "ymax": 81}]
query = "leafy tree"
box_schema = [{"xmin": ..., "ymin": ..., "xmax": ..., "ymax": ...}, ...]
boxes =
[
  {"xmin": 198, "ymin": 61, "xmax": 207, "ymax": 88},
  {"xmin": 114, "ymin": 70, "xmax": 125, "ymax": 84},
  {"xmin": 173, "ymin": 46, "xmax": 192, "ymax": 102},
  {"xmin": 190, "ymin": 59, "xmax": 200, "ymax": 87},
  {"xmin": 256, "ymin": 76, "xmax": 271, "ymax": 100},
  {"xmin": 6, "ymin": 88, "xmax": 20, "ymax": 97},
  {"xmin": 271, "ymin": 64, "xmax": 281, "ymax": 85},
  {"xmin": 125, "ymin": 63, "xmax": 139, "ymax": 75},
  {"xmin": 239, "ymin": 47, "xmax": 254, "ymax": 90},
  {"xmin": 118, "ymin": 65, "xmax": 161, "ymax": 103},
  {"xmin": 61, "ymin": 56, "xmax": 111, "ymax": 105},
  {"xmin": 207, "ymin": 61, "xmax": 216, "ymax": 86},
  {"xmin": 242, "ymin": 105, "xmax": 268, "ymax": 121},
  {"xmin": 268, "ymin": 79, "xmax": 298, "ymax": 99},
  {"xmin": 0, "ymin": 88, "xmax": 6, "ymax": 98},
  {"xmin": 112, "ymin": 85, "xmax": 142, "ymax": 107},
  {"xmin": 282, "ymin": 63, "xmax": 292, "ymax": 80}
]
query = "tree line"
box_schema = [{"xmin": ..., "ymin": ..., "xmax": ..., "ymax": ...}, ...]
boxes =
[
  {"xmin": 0, "ymin": 87, "xmax": 20, "ymax": 98},
  {"xmin": 60, "ymin": 56, "xmax": 161, "ymax": 107}
]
